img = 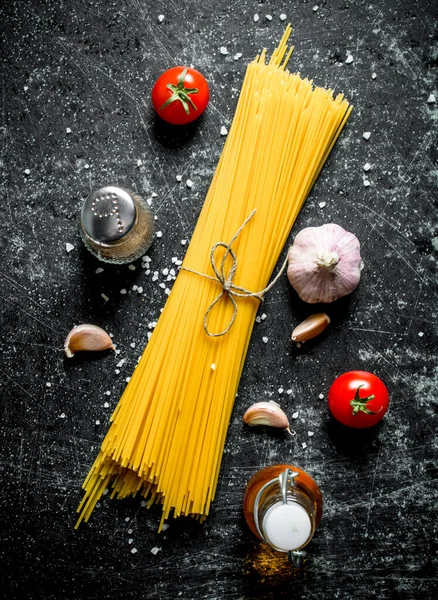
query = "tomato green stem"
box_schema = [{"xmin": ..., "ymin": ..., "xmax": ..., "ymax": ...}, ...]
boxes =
[
  {"xmin": 350, "ymin": 385, "xmax": 381, "ymax": 416},
  {"xmin": 159, "ymin": 67, "xmax": 198, "ymax": 115}
]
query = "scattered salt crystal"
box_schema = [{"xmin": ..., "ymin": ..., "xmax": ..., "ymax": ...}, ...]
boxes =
[
  {"xmin": 101, "ymin": 293, "xmax": 109, "ymax": 302},
  {"xmin": 427, "ymin": 94, "xmax": 436, "ymax": 103},
  {"xmin": 161, "ymin": 524, "xmax": 169, "ymax": 532},
  {"xmin": 24, "ymin": 168, "xmax": 30, "ymax": 175},
  {"xmin": 132, "ymin": 285, "xmax": 138, "ymax": 291},
  {"xmin": 296, "ymin": 342, "xmax": 302, "ymax": 348},
  {"xmin": 292, "ymin": 411, "xmax": 299, "ymax": 419},
  {"xmin": 363, "ymin": 163, "xmax": 371, "ymax": 171},
  {"xmin": 150, "ymin": 547, "xmax": 161, "ymax": 555},
  {"xmin": 165, "ymin": 288, "xmax": 170, "ymax": 295},
  {"xmin": 255, "ymin": 316, "xmax": 261, "ymax": 323},
  {"xmin": 280, "ymin": 13, "xmax": 287, "ymax": 21},
  {"xmin": 125, "ymin": 377, "xmax": 131, "ymax": 383},
  {"xmin": 130, "ymin": 342, "xmax": 136, "ymax": 348},
  {"xmin": 363, "ymin": 131, "xmax": 371, "ymax": 140},
  {"xmin": 105, "ymin": 390, "xmax": 111, "ymax": 396},
  {"xmin": 131, "ymin": 548, "xmax": 138, "ymax": 554},
  {"xmin": 95, "ymin": 420, "xmax": 100, "ymax": 426},
  {"xmin": 186, "ymin": 179, "xmax": 193, "ymax": 188},
  {"xmin": 128, "ymin": 538, "xmax": 133, "ymax": 545},
  {"xmin": 46, "ymin": 382, "xmax": 52, "ymax": 387},
  {"xmin": 162, "ymin": 268, "xmax": 169, "ymax": 276},
  {"xmin": 313, "ymin": 5, "xmax": 319, "ymax": 11},
  {"xmin": 117, "ymin": 358, "xmax": 126, "ymax": 368},
  {"xmin": 60, "ymin": 413, "xmax": 66, "ymax": 419},
  {"xmin": 261, "ymin": 313, "xmax": 267, "ymax": 321},
  {"xmin": 175, "ymin": 259, "xmax": 182, "ymax": 265},
  {"xmin": 345, "ymin": 54, "xmax": 354, "ymax": 64},
  {"xmin": 319, "ymin": 201, "xmax": 326, "ymax": 208},
  {"xmin": 287, "ymin": 389, "xmax": 292, "ymax": 395},
  {"xmin": 137, "ymin": 159, "xmax": 142, "ymax": 166},
  {"xmin": 302, "ymin": 442, "xmax": 307, "ymax": 449},
  {"xmin": 253, "ymin": 14, "xmax": 259, "ymax": 22},
  {"xmin": 104, "ymin": 402, "xmax": 110, "ymax": 408},
  {"xmin": 95, "ymin": 267, "xmax": 104, "ymax": 274},
  {"xmin": 65, "ymin": 243, "xmax": 74, "ymax": 253},
  {"xmin": 24, "ymin": 86, "xmax": 28, "ymax": 91},
  {"xmin": 140, "ymin": 500, "xmax": 147, "ymax": 507},
  {"xmin": 66, "ymin": 127, "xmax": 72, "ymax": 134},
  {"xmin": 233, "ymin": 52, "xmax": 242, "ymax": 60},
  {"xmin": 318, "ymin": 393, "xmax": 324, "ymax": 400},
  {"xmin": 262, "ymin": 336, "xmax": 268, "ymax": 343},
  {"xmin": 220, "ymin": 47, "xmax": 228, "ymax": 55},
  {"xmin": 418, "ymin": 331, "xmax": 424, "ymax": 337},
  {"xmin": 176, "ymin": 174, "xmax": 182, "ymax": 182},
  {"xmin": 159, "ymin": 282, "xmax": 166, "ymax": 289},
  {"xmin": 137, "ymin": 286, "xmax": 143, "ymax": 294},
  {"xmin": 220, "ymin": 125, "xmax": 228, "ymax": 136},
  {"xmin": 211, "ymin": 363, "xmax": 216, "ymax": 371},
  {"xmin": 266, "ymin": 14, "xmax": 273, "ymax": 21},
  {"xmin": 156, "ymin": 231, "xmax": 163, "ymax": 238},
  {"xmin": 147, "ymin": 332, "xmax": 152, "ymax": 340},
  {"xmin": 120, "ymin": 288, "xmax": 127, "ymax": 295},
  {"xmin": 308, "ymin": 431, "xmax": 315, "ymax": 437},
  {"xmin": 115, "ymin": 369, "xmax": 120, "ymax": 374},
  {"xmin": 181, "ymin": 239, "xmax": 187, "ymax": 245},
  {"xmin": 170, "ymin": 268, "xmax": 176, "ymax": 276},
  {"xmin": 128, "ymin": 264, "xmax": 136, "ymax": 271},
  {"xmin": 372, "ymin": 72, "xmax": 377, "ymax": 79},
  {"xmin": 278, "ymin": 388, "xmax": 284, "ymax": 394},
  {"xmin": 363, "ymin": 179, "xmax": 371, "ymax": 187},
  {"xmin": 152, "ymin": 192, "xmax": 157, "ymax": 198},
  {"xmin": 158, "ymin": 15, "xmax": 164, "ymax": 22},
  {"xmin": 171, "ymin": 257, "xmax": 178, "ymax": 263}
]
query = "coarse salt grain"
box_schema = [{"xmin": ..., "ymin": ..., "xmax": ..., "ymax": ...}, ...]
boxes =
[
  {"xmin": 220, "ymin": 47, "xmax": 228, "ymax": 55},
  {"xmin": 345, "ymin": 54, "xmax": 354, "ymax": 64},
  {"xmin": 255, "ymin": 316, "xmax": 261, "ymax": 323},
  {"xmin": 280, "ymin": 13, "xmax": 287, "ymax": 21},
  {"xmin": 117, "ymin": 358, "xmax": 126, "ymax": 367},
  {"xmin": 101, "ymin": 293, "xmax": 109, "ymax": 302},
  {"xmin": 95, "ymin": 267, "xmax": 104, "ymax": 274},
  {"xmin": 278, "ymin": 388, "xmax": 284, "ymax": 394},
  {"xmin": 156, "ymin": 231, "xmax": 163, "ymax": 238},
  {"xmin": 24, "ymin": 168, "xmax": 30, "ymax": 175},
  {"xmin": 308, "ymin": 431, "xmax": 315, "ymax": 437},
  {"xmin": 151, "ymin": 547, "xmax": 161, "ymax": 555},
  {"xmin": 176, "ymin": 174, "xmax": 182, "ymax": 182},
  {"xmin": 186, "ymin": 179, "xmax": 193, "ymax": 188},
  {"xmin": 363, "ymin": 179, "xmax": 371, "ymax": 187},
  {"xmin": 318, "ymin": 393, "xmax": 324, "ymax": 400},
  {"xmin": 372, "ymin": 72, "xmax": 377, "ymax": 79},
  {"xmin": 363, "ymin": 163, "xmax": 371, "ymax": 171},
  {"xmin": 128, "ymin": 538, "xmax": 133, "ymax": 545},
  {"xmin": 266, "ymin": 14, "xmax": 273, "ymax": 21},
  {"xmin": 128, "ymin": 264, "xmax": 136, "ymax": 271},
  {"xmin": 262, "ymin": 336, "xmax": 268, "ymax": 343},
  {"xmin": 132, "ymin": 285, "xmax": 138, "ymax": 291},
  {"xmin": 137, "ymin": 159, "xmax": 142, "ymax": 166},
  {"xmin": 292, "ymin": 411, "xmax": 299, "ymax": 419},
  {"xmin": 131, "ymin": 548, "xmax": 138, "ymax": 554},
  {"xmin": 233, "ymin": 53, "xmax": 242, "ymax": 60},
  {"xmin": 313, "ymin": 5, "xmax": 319, "ymax": 11},
  {"xmin": 418, "ymin": 331, "xmax": 424, "ymax": 337},
  {"xmin": 261, "ymin": 313, "xmax": 267, "ymax": 321},
  {"xmin": 137, "ymin": 286, "xmax": 143, "ymax": 294},
  {"xmin": 104, "ymin": 402, "xmax": 110, "ymax": 408},
  {"xmin": 254, "ymin": 14, "xmax": 259, "ymax": 22},
  {"xmin": 427, "ymin": 93, "xmax": 436, "ymax": 103},
  {"xmin": 302, "ymin": 442, "xmax": 307, "ymax": 449},
  {"xmin": 287, "ymin": 389, "xmax": 293, "ymax": 395},
  {"xmin": 158, "ymin": 15, "xmax": 164, "ymax": 22},
  {"xmin": 319, "ymin": 201, "xmax": 326, "ymax": 208},
  {"xmin": 220, "ymin": 126, "xmax": 228, "ymax": 136},
  {"xmin": 181, "ymin": 239, "xmax": 187, "ymax": 245},
  {"xmin": 46, "ymin": 382, "xmax": 52, "ymax": 387},
  {"xmin": 66, "ymin": 243, "xmax": 74, "ymax": 253},
  {"xmin": 363, "ymin": 131, "xmax": 371, "ymax": 140},
  {"xmin": 95, "ymin": 420, "xmax": 100, "ymax": 426},
  {"xmin": 60, "ymin": 413, "xmax": 66, "ymax": 419},
  {"xmin": 120, "ymin": 288, "xmax": 127, "ymax": 294}
]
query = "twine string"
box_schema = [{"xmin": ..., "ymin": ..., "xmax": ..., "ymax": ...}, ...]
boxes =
[{"xmin": 180, "ymin": 210, "xmax": 288, "ymax": 337}]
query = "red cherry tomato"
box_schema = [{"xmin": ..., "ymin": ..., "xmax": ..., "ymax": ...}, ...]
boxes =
[
  {"xmin": 152, "ymin": 66, "xmax": 210, "ymax": 125},
  {"xmin": 328, "ymin": 371, "xmax": 389, "ymax": 428}
]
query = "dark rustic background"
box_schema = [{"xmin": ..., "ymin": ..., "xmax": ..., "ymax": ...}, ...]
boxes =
[{"xmin": 1, "ymin": 1, "xmax": 437, "ymax": 598}]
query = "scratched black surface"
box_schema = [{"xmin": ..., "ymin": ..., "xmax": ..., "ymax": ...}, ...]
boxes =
[{"xmin": 1, "ymin": 1, "xmax": 437, "ymax": 599}]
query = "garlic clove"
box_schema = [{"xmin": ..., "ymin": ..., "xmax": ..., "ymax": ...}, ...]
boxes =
[
  {"xmin": 243, "ymin": 401, "xmax": 293, "ymax": 435},
  {"xmin": 292, "ymin": 313, "xmax": 330, "ymax": 342},
  {"xmin": 64, "ymin": 324, "xmax": 115, "ymax": 358},
  {"xmin": 287, "ymin": 223, "xmax": 363, "ymax": 304}
]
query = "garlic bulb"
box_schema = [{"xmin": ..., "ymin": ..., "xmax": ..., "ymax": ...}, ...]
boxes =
[{"xmin": 287, "ymin": 223, "xmax": 363, "ymax": 304}]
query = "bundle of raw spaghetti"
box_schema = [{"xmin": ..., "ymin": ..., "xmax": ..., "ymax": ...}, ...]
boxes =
[{"xmin": 76, "ymin": 25, "xmax": 352, "ymax": 530}]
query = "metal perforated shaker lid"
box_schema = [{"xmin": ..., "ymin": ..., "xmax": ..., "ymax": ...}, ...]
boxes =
[{"xmin": 81, "ymin": 186, "xmax": 137, "ymax": 243}]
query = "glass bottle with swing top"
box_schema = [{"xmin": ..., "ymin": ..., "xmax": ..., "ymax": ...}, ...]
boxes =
[{"xmin": 243, "ymin": 464, "xmax": 323, "ymax": 566}]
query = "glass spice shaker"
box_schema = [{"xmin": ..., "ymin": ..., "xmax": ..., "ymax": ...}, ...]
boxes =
[
  {"xmin": 243, "ymin": 464, "xmax": 323, "ymax": 567},
  {"xmin": 80, "ymin": 186, "xmax": 155, "ymax": 264}
]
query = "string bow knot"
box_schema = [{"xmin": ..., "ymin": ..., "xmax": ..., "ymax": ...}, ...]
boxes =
[{"xmin": 181, "ymin": 210, "xmax": 287, "ymax": 337}]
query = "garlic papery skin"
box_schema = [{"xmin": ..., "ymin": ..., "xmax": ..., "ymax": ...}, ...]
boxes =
[
  {"xmin": 292, "ymin": 313, "xmax": 330, "ymax": 342},
  {"xmin": 287, "ymin": 223, "xmax": 363, "ymax": 304},
  {"xmin": 243, "ymin": 401, "xmax": 293, "ymax": 435},
  {"xmin": 64, "ymin": 324, "xmax": 115, "ymax": 358}
]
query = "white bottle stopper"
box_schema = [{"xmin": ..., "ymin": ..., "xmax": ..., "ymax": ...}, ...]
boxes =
[{"xmin": 263, "ymin": 501, "xmax": 312, "ymax": 551}]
